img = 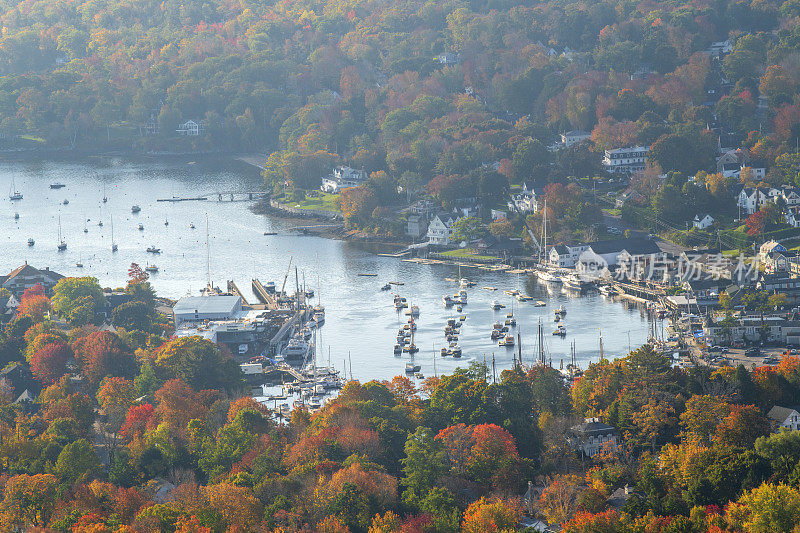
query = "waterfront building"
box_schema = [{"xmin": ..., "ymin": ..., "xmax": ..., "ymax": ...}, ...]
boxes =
[
  {"xmin": 427, "ymin": 213, "xmax": 461, "ymax": 246},
  {"xmin": 320, "ymin": 166, "xmax": 368, "ymax": 193},
  {"xmin": 0, "ymin": 263, "xmax": 63, "ymax": 297},
  {"xmin": 176, "ymin": 119, "xmax": 204, "ymax": 136},
  {"xmin": 172, "ymin": 295, "xmax": 242, "ymax": 326}
]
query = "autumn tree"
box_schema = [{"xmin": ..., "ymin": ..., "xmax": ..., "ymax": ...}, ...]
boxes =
[
  {"xmin": 73, "ymin": 331, "xmax": 137, "ymax": 386},
  {"xmin": 16, "ymin": 283, "xmax": 50, "ymax": 321},
  {"xmin": 338, "ymin": 185, "xmax": 378, "ymax": 228},
  {"xmin": 461, "ymin": 496, "xmax": 521, "ymax": 533},
  {"xmin": 51, "ymin": 277, "xmax": 104, "ymax": 326},
  {"xmin": 153, "ymin": 336, "xmax": 242, "ymax": 392},
  {"xmin": 0, "ymin": 474, "xmax": 59, "ymax": 529},
  {"xmin": 30, "ymin": 340, "xmax": 71, "ymax": 384}
]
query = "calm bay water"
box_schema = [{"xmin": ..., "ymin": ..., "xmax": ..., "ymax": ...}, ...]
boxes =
[{"xmin": 0, "ymin": 157, "xmax": 651, "ymax": 381}]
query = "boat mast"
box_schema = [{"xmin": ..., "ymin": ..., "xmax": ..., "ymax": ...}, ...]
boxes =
[{"xmin": 205, "ymin": 214, "xmax": 211, "ymax": 290}]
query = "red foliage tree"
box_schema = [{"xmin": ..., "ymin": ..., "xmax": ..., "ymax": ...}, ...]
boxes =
[
  {"xmin": 73, "ymin": 331, "xmax": 137, "ymax": 386},
  {"xmin": 120, "ymin": 403, "xmax": 156, "ymax": 440},
  {"xmin": 30, "ymin": 341, "xmax": 71, "ymax": 384}
]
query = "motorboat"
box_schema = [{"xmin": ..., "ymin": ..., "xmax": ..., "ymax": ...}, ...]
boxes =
[
  {"xmin": 441, "ymin": 347, "xmax": 449, "ymax": 357},
  {"xmin": 442, "ymin": 295, "xmax": 455, "ymax": 307},
  {"xmin": 394, "ymin": 344, "xmax": 403, "ymax": 355},
  {"xmin": 164, "ymin": 219, "xmax": 169, "ymax": 226},
  {"xmin": 145, "ymin": 264, "xmax": 159, "ymax": 273},
  {"xmin": 499, "ymin": 335, "xmax": 515, "ymax": 347},
  {"xmin": 62, "ymin": 199, "xmax": 69, "ymax": 205},
  {"xmin": 517, "ymin": 294, "xmax": 532, "ymax": 302},
  {"xmin": 131, "ymin": 205, "xmax": 141, "ymax": 213},
  {"xmin": 27, "ymin": 238, "xmax": 34, "ymax": 247},
  {"xmin": 493, "ymin": 321, "xmax": 503, "ymax": 330},
  {"xmin": 504, "ymin": 289, "xmax": 520, "ymax": 296},
  {"xmin": 446, "ymin": 317, "xmax": 457, "ymax": 327},
  {"xmin": 76, "ymin": 261, "xmax": 83, "ymax": 268},
  {"xmin": 554, "ymin": 305, "xmax": 566, "ymax": 315},
  {"xmin": 406, "ymin": 305, "xmax": 420, "ymax": 318},
  {"xmin": 405, "ymin": 362, "xmax": 421, "ymax": 373},
  {"xmin": 381, "ymin": 284, "xmax": 392, "ymax": 291},
  {"xmin": 190, "ymin": 223, "xmax": 195, "ymax": 229},
  {"xmin": 13, "ymin": 213, "xmax": 19, "ymax": 220},
  {"xmin": 491, "ymin": 329, "xmax": 502, "ymax": 340},
  {"xmin": 414, "ymin": 372, "xmax": 424, "ymax": 379},
  {"xmin": 490, "ymin": 300, "xmax": 504, "ymax": 310},
  {"xmin": 459, "ymin": 315, "xmax": 466, "ymax": 321},
  {"xmin": 553, "ymin": 324, "xmax": 567, "ymax": 336},
  {"xmin": 146, "ymin": 246, "xmax": 161, "ymax": 253},
  {"xmin": 459, "ymin": 278, "xmax": 476, "ymax": 288},
  {"xmin": 138, "ymin": 223, "xmax": 144, "ymax": 231},
  {"xmin": 505, "ymin": 316, "xmax": 516, "ymax": 326},
  {"xmin": 448, "ymin": 344, "xmax": 462, "ymax": 357},
  {"xmin": 533, "ymin": 300, "xmax": 547, "ymax": 307},
  {"xmin": 49, "ymin": 183, "xmax": 65, "ymax": 189},
  {"xmin": 282, "ymin": 337, "xmax": 310, "ymax": 360},
  {"xmin": 537, "ymin": 269, "xmax": 561, "ymax": 283}
]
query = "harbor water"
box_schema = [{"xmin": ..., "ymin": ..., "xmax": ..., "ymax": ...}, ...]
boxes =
[{"xmin": 0, "ymin": 157, "xmax": 652, "ymax": 382}]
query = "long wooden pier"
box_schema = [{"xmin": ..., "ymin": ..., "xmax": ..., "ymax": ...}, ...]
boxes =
[
  {"xmin": 226, "ymin": 280, "xmax": 250, "ymax": 305},
  {"xmin": 251, "ymin": 278, "xmax": 279, "ymax": 309}
]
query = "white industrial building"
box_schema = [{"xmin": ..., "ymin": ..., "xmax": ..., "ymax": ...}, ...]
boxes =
[{"xmin": 172, "ymin": 295, "xmax": 242, "ymax": 326}]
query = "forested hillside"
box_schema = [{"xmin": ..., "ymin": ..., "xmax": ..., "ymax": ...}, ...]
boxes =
[{"xmin": 0, "ymin": 0, "xmax": 790, "ymax": 175}]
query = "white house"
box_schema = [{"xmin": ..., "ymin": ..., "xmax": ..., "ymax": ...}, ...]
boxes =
[
  {"xmin": 787, "ymin": 206, "xmax": 800, "ymax": 228},
  {"xmin": 602, "ymin": 146, "xmax": 650, "ymax": 174},
  {"xmin": 738, "ymin": 187, "xmax": 773, "ymax": 215},
  {"xmin": 507, "ymin": 183, "xmax": 539, "ymax": 214},
  {"xmin": 692, "ymin": 214, "xmax": 715, "ymax": 230},
  {"xmin": 782, "ymin": 186, "xmax": 800, "ymax": 207},
  {"xmin": 320, "ymin": 166, "xmax": 368, "ymax": 193},
  {"xmin": 427, "ymin": 214, "xmax": 461, "ymax": 245},
  {"xmin": 577, "ymin": 238, "xmax": 665, "ymax": 274},
  {"xmin": 549, "ymin": 243, "xmax": 590, "ymax": 268},
  {"xmin": 759, "ymin": 240, "xmax": 787, "ymax": 264},
  {"xmin": 560, "ymin": 130, "xmax": 590, "ymax": 148},
  {"xmin": 767, "ymin": 406, "xmax": 800, "ymax": 432},
  {"xmin": 176, "ymin": 119, "xmax": 204, "ymax": 136}
]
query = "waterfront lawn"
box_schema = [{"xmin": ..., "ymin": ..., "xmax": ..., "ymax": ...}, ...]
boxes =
[
  {"xmin": 440, "ymin": 248, "xmax": 497, "ymax": 261},
  {"xmin": 279, "ymin": 191, "xmax": 341, "ymax": 212}
]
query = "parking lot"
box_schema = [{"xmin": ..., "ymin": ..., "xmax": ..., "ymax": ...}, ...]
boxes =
[{"xmin": 701, "ymin": 345, "xmax": 791, "ymax": 370}]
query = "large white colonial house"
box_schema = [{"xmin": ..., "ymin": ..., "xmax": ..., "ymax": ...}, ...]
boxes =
[
  {"xmin": 320, "ymin": 166, "xmax": 368, "ymax": 193},
  {"xmin": 176, "ymin": 119, "xmax": 204, "ymax": 136},
  {"xmin": 738, "ymin": 187, "xmax": 772, "ymax": 215},
  {"xmin": 602, "ymin": 145, "xmax": 650, "ymax": 174},
  {"xmin": 507, "ymin": 183, "xmax": 539, "ymax": 214},
  {"xmin": 560, "ymin": 130, "xmax": 590, "ymax": 147},
  {"xmin": 549, "ymin": 243, "xmax": 590, "ymax": 268},
  {"xmin": 427, "ymin": 214, "xmax": 461, "ymax": 245}
]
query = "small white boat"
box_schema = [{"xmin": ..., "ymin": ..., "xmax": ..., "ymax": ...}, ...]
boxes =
[
  {"xmin": 533, "ymin": 300, "xmax": 547, "ymax": 307},
  {"xmin": 27, "ymin": 238, "xmax": 34, "ymax": 247},
  {"xmin": 76, "ymin": 261, "xmax": 83, "ymax": 268},
  {"xmin": 442, "ymin": 295, "xmax": 454, "ymax": 307},
  {"xmin": 9, "ymin": 177, "xmax": 22, "ymax": 200},
  {"xmin": 145, "ymin": 264, "xmax": 159, "ymax": 273},
  {"xmin": 554, "ymin": 305, "xmax": 566, "ymax": 315},
  {"xmin": 62, "ymin": 199, "xmax": 69, "ymax": 205},
  {"xmin": 490, "ymin": 300, "xmax": 504, "ymax": 310},
  {"xmin": 146, "ymin": 246, "xmax": 161, "ymax": 253},
  {"xmin": 553, "ymin": 324, "xmax": 566, "ymax": 336},
  {"xmin": 13, "ymin": 213, "xmax": 19, "ymax": 220},
  {"xmin": 131, "ymin": 205, "xmax": 141, "ymax": 213},
  {"xmin": 138, "ymin": 223, "xmax": 144, "ymax": 231},
  {"xmin": 517, "ymin": 294, "xmax": 532, "ymax": 302},
  {"xmin": 414, "ymin": 372, "xmax": 424, "ymax": 379},
  {"xmin": 448, "ymin": 344, "xmax": 462, "ymax": 357},
  {"xmin": 189, "ymin": 223, "xmax": 195, "ymax": 229},
  {"xmin": 403, "ymin": 343, "xmax": 419, "ymax": 354},
  {"xmin": 49, "ymin": 183, "xmax": 65, "ymax": 189}
]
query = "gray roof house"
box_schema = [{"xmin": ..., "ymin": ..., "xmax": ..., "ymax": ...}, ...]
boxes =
[{"xmin": 172, "ymin": 295, "xmax": 242, "ymax": 326}]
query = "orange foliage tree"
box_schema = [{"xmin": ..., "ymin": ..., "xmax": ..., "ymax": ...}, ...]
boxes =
[{"xmin": 461, "ymin": 496, "xmax": 522, "ymax": 533}]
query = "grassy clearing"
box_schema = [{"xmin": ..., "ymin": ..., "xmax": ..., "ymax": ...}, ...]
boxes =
[
  {"xmin": 439, "ymin": 248, "xmax": 497, "ymax": 261},
  {"xmin": 279, "ymin": 191, "xmax": 340, "ymax": 212}
]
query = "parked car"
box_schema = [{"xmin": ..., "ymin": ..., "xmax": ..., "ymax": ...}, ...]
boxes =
[{"xmin": 745, "ymin": 348, "xmax": 760, "ymax": 357}]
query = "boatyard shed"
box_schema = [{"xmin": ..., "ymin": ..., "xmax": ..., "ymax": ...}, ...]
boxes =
[{"xmin": 172, "ymin": 295, "xmax": 242, "ymax": 326}]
